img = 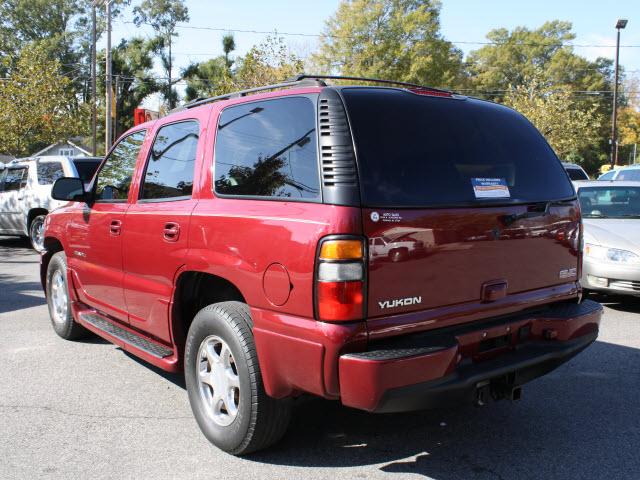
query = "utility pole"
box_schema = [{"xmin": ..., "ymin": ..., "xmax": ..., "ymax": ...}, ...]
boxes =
[
  {"xmin": 114, "ymin": 75, "xmax": 120, "ymax": 139},
  {"xmin": 610, "ymin": 19, "xmax": 628, "ymax": 167},
  {"xmin": 168, "ymin": 32, "xmax": 173, "ymax": 109},
  {"xmin": 105, "ymin": 0, "xmax": 113, "ymax": 152},
  {"xmin": 91, "ymin": 4, "xmax": 97, "ymax": 156}
]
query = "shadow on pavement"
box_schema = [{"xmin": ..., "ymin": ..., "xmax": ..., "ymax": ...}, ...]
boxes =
[
  {"xmin": 588, "ymin": 291, "xmax": 640, "ymax": 314},
  {"xmin": 0, "ymin": 237, "xmax": 43, "ymax": 314},
  {"xmin": 245, "ymin": 340, "xmax": 639, "ymax": 479}
]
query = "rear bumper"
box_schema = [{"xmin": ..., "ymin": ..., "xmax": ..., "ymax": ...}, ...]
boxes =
[{"xmin": 338, "ymin": 299, "xmax": 602, "ymax": 412}]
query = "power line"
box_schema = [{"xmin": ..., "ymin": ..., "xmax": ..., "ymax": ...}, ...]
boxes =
[{"xmin": 119, "ymin": 20, "xmax": 640, "ymax": 49}]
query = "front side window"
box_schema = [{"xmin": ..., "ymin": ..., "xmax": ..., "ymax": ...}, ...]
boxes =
[
  {"xmin": 95, "ymin": 130, "xmax": 146, "ymax": 201},
  {"xmin": 598, "ymin": 170, "xmax": 615, "ymax": 180},
  {"xmin": 37, "ymin": 162, "xmax": 65, "ymax": 185},
  {"xmin": 3, "ymin": 167, "xmax": 28, "ymax": 192},
  {"xmin": 214, "ymin": 97, "xmax": 320, "ymax": 200},
  {"xmin": 72, "ymin": 159, "xmax": 101, "ymax": 183},
  {"xmin": 140, "ymin": 121, "xmax": 199, "ymax": 200}
]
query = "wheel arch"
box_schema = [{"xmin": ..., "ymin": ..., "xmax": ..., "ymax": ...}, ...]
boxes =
[
  {"xmin": 40, "ymin": 236, "xmax": 64, "ymax": 290},
  {"xmin": 171, "ymin": 270, "xmax": 247, "ymax": 357}
]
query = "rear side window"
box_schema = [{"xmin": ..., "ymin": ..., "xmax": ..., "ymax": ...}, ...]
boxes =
[
  {"xmin": 37, "ymin": 162, "xmax": 65, "ymax": 185},
  {"xmin": 342, "ymin": 88, "xmax": 574, "ymax": 207},
  {"xmin": 616, "ymin": 169, "xmax": 640, "ymax": 181},
  {"xmin": 95, "ymin": 130, "xmax": 146, "ymax": 201},
  {"xmin": 214, "ymin": 97, "xmax": 320, "ymax": 200},
  {"xmin": 72, "ymin": 159, "xmax": 101, "ymax": 182},
  {"xmin": 566, "ymin": 168, "xmax": 588, "ymax": 181},
  {"xmin": 140, "ymin": 121, "xmax": 199, "ymax": 200},
  {"xmin": 4, "ymin": 167, "xmax": 27, "ymax": 191},
  {"xmin": 598, "ymin": 171, "xmax": 616, "ymax": 180}
]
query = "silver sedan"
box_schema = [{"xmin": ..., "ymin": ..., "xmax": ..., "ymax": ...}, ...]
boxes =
[{"xmin": 575, "ymin": 180, "xmax": 640, "ymax": 295}]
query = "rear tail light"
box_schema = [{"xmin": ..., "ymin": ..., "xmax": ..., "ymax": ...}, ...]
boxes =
[{"xmin": 315, "ymin": 237, "xmax": 365, "ymax": 322}]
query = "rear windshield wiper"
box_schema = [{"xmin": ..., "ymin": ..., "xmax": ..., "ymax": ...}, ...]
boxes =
[{"xmin": 501, "ymin": 201, "xmax": 551, "ymax": 226}]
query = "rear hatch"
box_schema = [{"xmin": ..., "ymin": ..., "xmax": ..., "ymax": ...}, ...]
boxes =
[{"xmin": 341, "ymin": 88, "xmax": 580, "ymax": 318}]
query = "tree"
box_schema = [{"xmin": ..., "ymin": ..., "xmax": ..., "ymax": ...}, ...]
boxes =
[
  {"xmin": 182, "ymin": 34, "xmax": 236, "ymax": 101},
  {"xmin": 312, "ymin": 0, "xmax": 463, "ymax": 88},
  {"xmin": 183, "ymin": 35, "xmax": 303, "ymax": 100},
  {"xmin": 222, "ymin": 33, "xmax": 236, "ymax": 70},
  {"xmin": 465, "ymin": 21, "xmax": 612, "ymax": 100},
  {"xmin": 104, "ymin": 38, "xmax": 162, "ymax": 136},
  {"xmin": 133, "ymin": 0, "xmax": 189, "ymax": 109},
  {"xmin": 231, "ymin": 35, "xmax": 304, "ymax": 91},
  {"xmin": 0, "ymin": 43, "xmax": 87, "ymax": 156},
  {"xmin": 503, "ymin": 74, "xmax": 600, "ymax": 163}
]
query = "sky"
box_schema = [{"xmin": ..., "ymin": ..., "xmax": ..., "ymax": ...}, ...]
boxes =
[{"xmin": 108, "ymin": 0, "xmax": 640, "ymax": 108}]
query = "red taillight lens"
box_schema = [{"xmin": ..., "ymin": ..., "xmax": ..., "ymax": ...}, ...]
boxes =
[
  {"xmin": 317, "ymin": 281, "xmax": 364, "ymax": 321},
  {"xmin": 315, "ymin": 237, "xmax": 366, "ymax": 322}
]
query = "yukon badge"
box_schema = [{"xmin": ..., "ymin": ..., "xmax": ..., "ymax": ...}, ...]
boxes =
[{"xmin": 378, "ymin": 296, "xmax": 422, "ymax": 309}]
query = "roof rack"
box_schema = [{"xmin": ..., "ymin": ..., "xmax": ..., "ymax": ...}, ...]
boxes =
[
  {"xmin": 176, "ymin": 77, "xmax": 327, "ymax": 111},
  {"xmin": 175, "ymin": 73, "xmax": 454, "ymax": 112},
  {"xmin": 288, "ymin": 74, "xmax": 454, "ymax": 95}
]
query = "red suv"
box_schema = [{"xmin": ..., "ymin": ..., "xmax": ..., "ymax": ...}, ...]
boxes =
[{"xmin": 42, "ymin": 75, "xmax": 602, "ymax": 455}]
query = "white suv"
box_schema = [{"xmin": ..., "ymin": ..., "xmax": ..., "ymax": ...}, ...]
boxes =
[{"xmin": 0, "ymin": 156, "xmax": 101, "ymax": 250}]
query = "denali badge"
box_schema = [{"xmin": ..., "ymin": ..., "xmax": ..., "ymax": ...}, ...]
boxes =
[
  {"xmin": 378, "ymin": 296, "xmax": 422, "ymax": 309},
  {"xmin": 559, "ymin": 267, "xmax": 577, "ymax": 279}
]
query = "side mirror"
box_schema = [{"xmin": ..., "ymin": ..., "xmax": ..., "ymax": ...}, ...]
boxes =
[{"xmin": 51, "ymin": 177, "xmax": 89, "ymax": 202}]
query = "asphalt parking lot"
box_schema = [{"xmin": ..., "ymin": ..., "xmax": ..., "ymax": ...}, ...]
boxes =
[{"xmin": 1, "ymin": 236, "xmax": 639, "ymax": 480}]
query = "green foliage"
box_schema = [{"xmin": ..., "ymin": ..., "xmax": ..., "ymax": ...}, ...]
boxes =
[
  {"xmin": 133, "ymin": 0, "xmax": 189, "ymax": 109},
  {"xmin": 503, "ymin": 74, "xmax": 601, "ymax": 161},
  {"xmin": 183, "ymin": 35, "xmax": 303, "ymax": 99},
  {"xmin": 312, "ymin": 0, "xmax": 463, "ymax": 87},
  {"xmin": 103, "ymin": 38, "xmax": 162, "ymax": 136},
  {"xmin": 466, "ymin": 21, "xmax": 613, "ymax": 99},
  {"xmin": 0, "ymin": 43, "xmax": 88, "ymax": 156}
]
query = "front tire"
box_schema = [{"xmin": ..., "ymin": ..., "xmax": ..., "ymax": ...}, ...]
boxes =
[
  {"xmin": 29, "ymin": 214, "xmax": 46, "ymax": 252},
  {"xmin": 46, "ymin": 252, "xmax": 89, "ymax": 340},
  {"xmin": 185, "ymin": 301, "xmax": 291, "ymax": 455}
]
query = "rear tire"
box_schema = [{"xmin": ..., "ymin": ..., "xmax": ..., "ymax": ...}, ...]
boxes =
[
  {"xmin": 46, "ymin": 252, "xmax": 89, "ymax": 340},
  {"xmin": 29, "ymin": 214, "xmax": 46, "ymax": 252},
  {"xmin": 185, "ymin": 301, "xmax": 291, "ymax": 455}
]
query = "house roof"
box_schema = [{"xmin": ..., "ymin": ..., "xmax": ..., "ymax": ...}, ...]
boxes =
[{"xmin": 32, "ymin": 139, "xmax": 91, "ymax": 157}]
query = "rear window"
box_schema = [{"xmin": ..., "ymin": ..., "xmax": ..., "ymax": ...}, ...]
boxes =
[
  {"xmin": 341, "ymin": 88, "xmax": 574, "ymax": 207},
  {"xmin": 37, "ymin": 162, "xmax": 64, "ymax": 185},
  {"xmin": 72, "ymin": 159, "xmax": 101, "ymax": 182},
  {"xmin": 566, "ymin": 167, "xmax": 588, "ymax": 181}
]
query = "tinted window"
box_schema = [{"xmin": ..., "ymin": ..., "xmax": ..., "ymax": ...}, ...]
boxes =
[
  {"xmin": 214, "ymin": 97, "xmax": 320, "ymax": 199},
  {"xmin": 4, "ymin": 167, "xmax": 27, "ymax": 191},
  {"xmin": 140, "ymin": 121, "xmax": 199, "ymax": 200},
  {"xmin": 566, "ymin": 167, "xmax": 588, "ymax": 181},
  {"xmin": 72, "ymin": 159, "xmax": 101, "ymax": 182},
  {"xmin": 37, "ymin": 162, "xmax": 65, "ymax": 185},
  {"xmin": 342, "ymin": 88, "xmax": 574, "ymax": 207},
  {"xmin": 616, "ymin": 169, "xmax": 640, "ymax": 181},
  {"xmin": 95, "ymin": 130, "xmax": 146, "ymax": 201}
]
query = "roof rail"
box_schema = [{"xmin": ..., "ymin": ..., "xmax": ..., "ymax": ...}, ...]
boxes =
[
  {"xmin": 175, "ymin": 77, "xmax": 327, "ymax": 112},
  {"xmin": 173, "ymin": 73, "xmax": 454, "ymax": 112},
  {"xmin": 288, "ymin": 74, "xmax": 454, "ymax": 95}
]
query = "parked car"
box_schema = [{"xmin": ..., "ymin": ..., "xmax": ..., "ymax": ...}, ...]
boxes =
[
  {"xmin": 597, "ymin": 164, "xmax": 640, "ymax": 181},
  {"xmin": 576, "ymin": 180, "xmax": 640, "ymax": 295},
  {"xmin": 0, "ymin": 156, "xmax": 101, "ymax": 251},
  {"xmin": 562, "ymin": 162, "xmax": 589, "ymax": 181},
  {"xmin": 42, "ymin": 75, "xmax": 602, "ymax": 455}
]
